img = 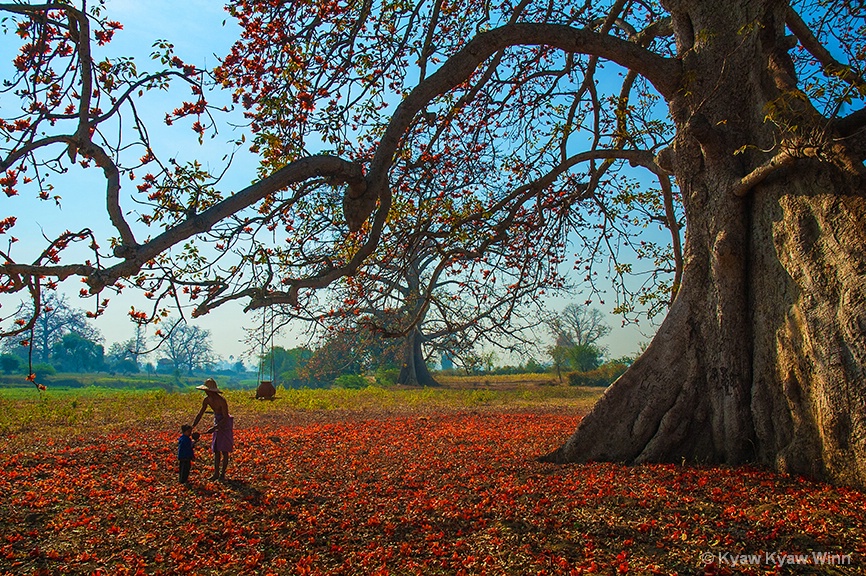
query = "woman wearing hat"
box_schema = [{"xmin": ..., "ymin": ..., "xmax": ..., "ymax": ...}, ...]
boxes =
[{"xmin": 192, "ymin": 378, "xmax": 234, "ymax": 481}]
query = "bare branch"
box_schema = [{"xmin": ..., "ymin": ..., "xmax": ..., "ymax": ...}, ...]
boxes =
[{"xmin": 370, "ymin": 22, "xmax": 682, "ymax": 190}]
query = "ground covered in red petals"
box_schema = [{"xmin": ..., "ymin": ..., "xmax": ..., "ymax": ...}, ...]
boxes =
[{"xmin": 1, "ymin": 404, "xmax": 865, "ymax": 575}]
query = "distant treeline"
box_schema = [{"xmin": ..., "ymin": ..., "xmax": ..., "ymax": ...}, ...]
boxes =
[{"xmin": 0, "ymin": 372, "xmax": 260, "ymax": 392}]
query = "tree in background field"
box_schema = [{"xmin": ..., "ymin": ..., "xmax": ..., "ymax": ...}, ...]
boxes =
[
  {"xmin": 550, "ymin": 341, "xmax": 599, "ymax": 379},
  {"xmin": 547, "ymin": 305, "xmax": 610, "ymax": 380},
  {"xmin": 258, "ymin": 346, "xmax": 313, "ymax": 386},
  {"xmin": 299, "ymin": 323, "xmax": 404, "ymax": 385},
  {"xmin": 106, "ymin": 324, "xmax": 148, "ymax": 373},
  {"xmin": 274, "ymin": 166, "xmax": 562, "ymax": 387},
  {"xmin": 0, "ymin": 354, "xmax": 22, "ymax": 374},
  {"xmin": 548, "ymin": 305, "xmax": 611, "ymax": 349},
  {"xmin": 158, "ymin": 319, "xmax": 214, "ymax": 375},
  {"xmin": 1, "ymin": 1, "xmax": 865, "ymax": 487},
  {"xmin": 2, "ymin": 293, "xmax": 101, "ymax": 366},
  {"xmin": 51, "ymin": 332, "xmax": 105, "ymax": 373},
  {"xmin": 106, "ymin": 342, "xmax": 140, "ymax": 374}
]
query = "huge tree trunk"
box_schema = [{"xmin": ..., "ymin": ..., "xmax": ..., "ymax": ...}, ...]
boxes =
[
  {"xmin": 398, "ymin": 328, "xmax": 439, "ymax": 386},
  {"xmin": 543, "ymin": 1, "xmax": 866, "ymax": 487}
]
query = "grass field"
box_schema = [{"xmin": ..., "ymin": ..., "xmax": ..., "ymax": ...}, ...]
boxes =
[{"xmin": 1, "ymin": 383, "xmax": 864, "ymax": 575}]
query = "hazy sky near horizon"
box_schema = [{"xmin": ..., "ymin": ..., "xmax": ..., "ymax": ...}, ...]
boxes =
[{"xmin": 1, "ymin": 0, "xmax": 654, "ymax": 363}]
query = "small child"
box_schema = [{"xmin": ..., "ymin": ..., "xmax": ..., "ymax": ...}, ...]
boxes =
[{"xmin": 178, "ymin": 424, "xmax": 196, "ymax": 483}]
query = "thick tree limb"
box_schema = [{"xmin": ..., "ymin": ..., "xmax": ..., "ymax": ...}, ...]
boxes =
[
  {"xmin": 294, "ymin": 22, "xmax": 680, "ymax": 303},
  {"xmin": 733, "ymin": 151, "xmax": 796, "ymax": 197},
  {"xmin": 342, "ymin": 22, "xmax": 682, "ymax": 296},
  {"xmin": 837, "ymin": 107, "xmax": 866, "ymax": 135},
  {"xmin": 0, "ymin": 263, "xmax": 96, "ymax": 282},
  {"xmin": 0, "ymin": 155, "xmax": 365, "ymax": 296}
]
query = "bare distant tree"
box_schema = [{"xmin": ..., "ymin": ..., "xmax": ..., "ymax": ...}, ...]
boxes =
[
  {"xmin": 159, "ymin": 319, "xmax": 214, "ymax": 375},
  {"xmin": 546, "ymin": 305, "xmax": 610, "ymax": 380},
  {"xmin": 547, "ymin": 305, "xmax": 611, "ymax": 349}
]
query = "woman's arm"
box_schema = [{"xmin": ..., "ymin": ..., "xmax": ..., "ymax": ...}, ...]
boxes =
[{"xmin": 192, "ymin": 399, "xmax": 207, "ymax": 428}]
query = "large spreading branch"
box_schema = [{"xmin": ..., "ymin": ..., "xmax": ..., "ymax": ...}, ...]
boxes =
[{"xmin": 3, "ymin": 1, "xmax": 685, "ymax": 337}]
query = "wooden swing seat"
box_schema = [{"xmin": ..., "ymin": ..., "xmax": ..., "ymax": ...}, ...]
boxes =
[{"xmin": 256, "ymin": 380, "xmax": 276, "ymax": 400}]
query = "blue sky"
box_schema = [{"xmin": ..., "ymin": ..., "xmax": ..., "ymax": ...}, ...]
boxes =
[
  {"xmin": 0, "ymin": 0, "xmax": 297, "ymax": 361},
  {"xmin": 1, "ymin": 0, "xmax": 653, "ymax": 363}
]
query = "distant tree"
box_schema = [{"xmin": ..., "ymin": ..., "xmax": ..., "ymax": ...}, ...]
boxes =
[
  {"xmin": 260, "ymin": 346, "xmax": 313, "ymax": 385},
  {"xmin": 460, "ymin": 352, "xmax": 483, "ymax": 376},
  {"xmin": 106, "ymin": 327, "xmax": 148, "ymax": 373},
  {"xmin": 301, "ymin": 170, "xmax": 557, "ymax": 387},
  {"xmin": 2, "ymin": 293, "xmax": 101, "ymax": 365},
  {"xmin": 548, "ymin": 339, "xmax": 569, "ymax": 382},
  {"xmin": 301, "ymin": 328, "xmax": 402, "ymax": 384},
  {"xmin": 158, "ymin": 319, "xmax": 214, "ymax": 375},
  {"xmin": 523, "ymin": 357, "xmax": 546, "ymax": 374},
  {"xmin": 115, "ymin": 324, "xmax": 149, "ymax": 370},
  {"xmin": 0, "ymin": 353, "xmax": 22, "ymax": 374},
  {"xmin": 565, "ymin": 343, "xmax": 604, "ymax": 373},
  {"xmin": 547, "ymin": 305, "xmax": 611, "ymax": 348},
  {"xmin": 106, "ymin": 342, "xmax": 141, "ymax": 374},
  {"xmin": 480, "ymin": 351, "xmax": 498, "ymax": 373},
  {"xmin": 114, "ymin": 358, "xmax": 140, "ymax": 374},
  {"xmin": 51, "ymin": 333, "xmax": 105, "ymax": 373},
  {"xmin": 547, "ymin": 305, "xmax": 610, "ymax": 380},
  {"xmin": 31, "ymin": 363, "xmax": 56, "ymax": 377}
]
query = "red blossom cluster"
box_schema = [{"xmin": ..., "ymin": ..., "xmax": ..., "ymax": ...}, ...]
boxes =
[
  {"xmin": 93, "ymin": 21, "xmax": 123, "ymax": 47},
  {"xmin": 0, "ymin": 216, "xmax": 17, "ymax": 235},
  {"xmin": 1, "ymin": 410, "xmax": 864, "ymax": 575}
]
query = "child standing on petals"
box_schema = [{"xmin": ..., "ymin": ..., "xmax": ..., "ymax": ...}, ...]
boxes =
[{"xmin": 177, "ymin": 424, "xmax": 195, "ymax": 484}]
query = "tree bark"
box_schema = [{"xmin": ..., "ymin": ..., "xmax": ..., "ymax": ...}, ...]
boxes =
[
  {"xmin": 398, "ymin": 328, "xmax": 439, "ymax": 387},
  {"xmin": 543, "ymin": 0, "xmax": 866, "ymax": 487}
]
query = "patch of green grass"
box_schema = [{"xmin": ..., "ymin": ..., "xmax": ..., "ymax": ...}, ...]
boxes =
[
  {"xmin": 0, "ymin": 381, "xmax": 603, "ymax": 437},
  {"xmin": 266, "ymin": 384, "xmax": 601, "ymax": 412},
  {"xmin": 0, "ymin": 387, "xmax": 189, "ymax": 435},
  {"xmin": 0, "ymin": 372, "xmax": 262, "ymax": 392},
  {"xmin": 437, "ymin": 372, "xmax": 558, "ymax": 386}
]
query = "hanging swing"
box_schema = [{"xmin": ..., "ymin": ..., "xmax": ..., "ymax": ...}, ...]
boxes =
[{"xmin": 255, "ymin": 308, "xmax": 277, "ymax": 400}]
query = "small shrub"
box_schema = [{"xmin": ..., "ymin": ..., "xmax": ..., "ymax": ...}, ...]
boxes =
[
  {"xmin": 374, "ymin": 367, "xmax": 400, "ymax": 387},
  {"xmin": 0, "ymin": 354, "xmax": 22, "ymax": 374},
  {"xmin": 566, "ymin": 363, "xmax": 629, "ymax": 387},
  {"xmin": 333, "ymin": 374, "xmax": 368, "ymax": 389},
  {"xmin": 31, "ymin": 363, "xmax": 57, "ymax": 377}
]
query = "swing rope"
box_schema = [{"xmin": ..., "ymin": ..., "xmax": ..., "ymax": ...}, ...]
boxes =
[
  {"xmin": 256, "ymin": 308, "xmax": 277, "ymax": 398},
  {"xmin": 269, "ymin": 309, "xmax": 275, "ymax": 384},
  {"xmin": 257, "ymin": 310, "xmax": 272, "ymax": 383}
]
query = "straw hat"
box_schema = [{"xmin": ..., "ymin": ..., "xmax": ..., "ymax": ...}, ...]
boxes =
[{"xmin": 196, "ymin": 378, "xmax": 222, "ymax": 393}]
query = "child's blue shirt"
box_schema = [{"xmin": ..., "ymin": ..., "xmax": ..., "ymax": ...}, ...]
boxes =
[{"xmin": 178, "ymin": 434, "xmax": 194, "ymax": 460}]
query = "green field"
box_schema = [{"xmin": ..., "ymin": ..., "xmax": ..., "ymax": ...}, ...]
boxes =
[
  {"xmin": 0, "ymin": 381, "xmax": 603, "ymax": 437},
  {"xmin": 0, "ymin": 372, "xmax": 260, "ymax": 391}
]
